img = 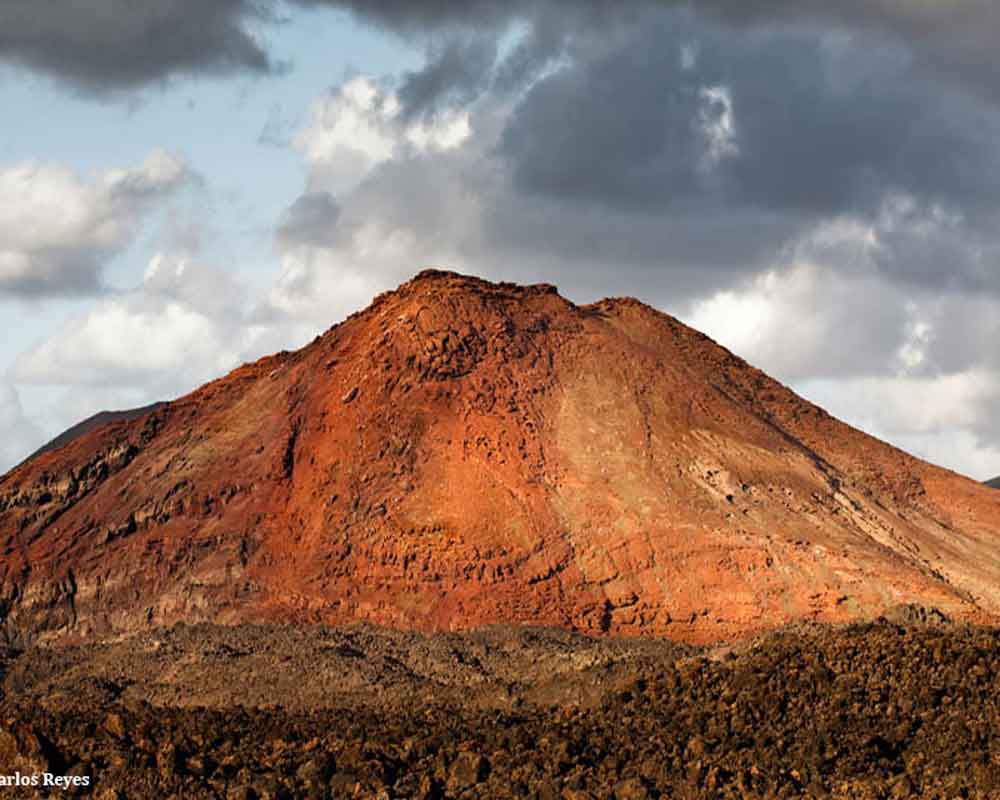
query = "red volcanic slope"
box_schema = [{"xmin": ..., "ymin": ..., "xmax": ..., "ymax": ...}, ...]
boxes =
[{"xmin": 2, "ymin": 270, "xmax": 999, "ymax": 644}]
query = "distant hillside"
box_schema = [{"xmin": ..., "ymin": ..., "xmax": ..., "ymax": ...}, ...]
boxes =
[
  {"xmin": 20, "ymin": 403, "xmax": 166, "ymax": 466},
  {"xmin": 987, "ymin": 477, "xmax": 1000, "ymax": 489}
]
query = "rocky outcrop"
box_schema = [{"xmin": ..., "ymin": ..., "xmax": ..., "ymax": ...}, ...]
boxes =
[{"xmin": 1, "ymin": 269, "xmax": 999, "ymax": 645}]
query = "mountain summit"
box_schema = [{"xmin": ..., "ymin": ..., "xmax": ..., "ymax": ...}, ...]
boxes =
[{"xmin": 2, "ymin": 270, "xmax": 999, "ymax": 644}]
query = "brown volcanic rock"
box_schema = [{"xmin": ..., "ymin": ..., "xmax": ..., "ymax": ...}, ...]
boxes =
[{"xmin": 1, "ymin": 269, "xmax": 999, "ymax": 645}]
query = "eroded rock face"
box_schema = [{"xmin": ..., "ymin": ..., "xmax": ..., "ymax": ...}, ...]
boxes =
[{"xmin": 2, "ymin": 269, "xmax": 1000, "ymax": 644}]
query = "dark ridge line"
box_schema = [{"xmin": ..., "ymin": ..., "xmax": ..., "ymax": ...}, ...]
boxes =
[{"xmin": 17, "ymin": 402, "xmax": 166, "ymax": 469}]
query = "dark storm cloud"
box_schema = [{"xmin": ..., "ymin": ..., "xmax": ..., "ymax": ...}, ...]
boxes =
[
  {"xmin": 4, "ymin": 0, "xmax": 998, "ymax": 105},
  {"xmin": 314, "ymin": 0, "xmax": 1000, "ymax": 104},
  {"xmin": 0, "ymin": 0, "xmax": 612, "ymax": 94},
  {"xmin": 0, "ymin": 0, "xmax": 277, "ymax": 92},
  {"xmin": 692, "ymin": 0, "xmax": 1000, "ymax": 105},
  {"xmin": 499, "ymin": 14, "xmax": 1000, "ymax": 220},
  {"xmin": 485, "ymin": 8, "xmax": 1000, "ymax": 299},
  {"xmin": 290, "ymin": 0, "xmax": 524, "ymax": 32}
]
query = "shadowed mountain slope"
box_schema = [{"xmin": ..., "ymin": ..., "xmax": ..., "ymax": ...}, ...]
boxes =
[
  {"xmin": 18, "ymin": 403, "xmax": 166, "ymax": 468},
  {"xmin": 1, "ymin": 270, "xmax": 999, "ymax": 645}
]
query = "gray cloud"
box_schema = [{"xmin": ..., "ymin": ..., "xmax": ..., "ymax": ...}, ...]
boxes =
[
  {"xmin": 397, "ymin": 34, "xmax": 498, "ymax": 119},
  {"xmin": 692, "ymin": 0, "xmax": 1000, "ymax": 105},
  {"xmin": 317, "ymin": 1, "xmax": 1000, "ymax": 107},
  {"xmin": 0, "ymin": 0, "xmax": 277, "ymax": 93},
  {"xmin": 275, "ymin": 192, "xmax": 342, "ymax": 250},
  {"xmin": 291, "ymin": 0, "xmax": 522, "ymax": 32},
  {"xmin": 903, "ymin": 290, "xmax": 1000, "ymax": 380},
  {"xmin": 5, "ymin": 0, "xmax": 999, "ymax": 105}
]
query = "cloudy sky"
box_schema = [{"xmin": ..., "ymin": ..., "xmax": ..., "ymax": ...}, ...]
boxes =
[{"xmin": 1, "ymin": 1, "xmax": 999, "ymax": 480}]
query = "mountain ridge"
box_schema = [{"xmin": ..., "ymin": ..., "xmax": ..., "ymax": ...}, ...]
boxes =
[{"xmin": 17, "ymin": 402, "xmax": 167, "ymax": 470}]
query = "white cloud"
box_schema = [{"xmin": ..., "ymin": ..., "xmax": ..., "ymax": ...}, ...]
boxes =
[
  {"xmin": 142, "ymin": 251, "xmax": 247, "ymax": 319},
  {"xmin": 685, "ymin": 196, "xmax": 995, "ymax": 383},
  {"xmin": 697, "ymin": 85, "xmax": 738, "ymax": 167},
  {"xmin": 896, "ymin": 307, "xmax": 932, "ymax": 374},
  {"xmin": 897, "ymin": 430, "xmax": 1000, "ymax": 482},
  {"xmin": 262, "ymin": 75, "xmax": 489, "ymax": 334},
  {"xmin": 796, "ymin": 372, "xmax": 1000, "ymax": 480},
  {"xmin": 262, "ymin": 199, "xmax": 469, "ymax": 341},
  {"xmin": 14, "ymin": 252, "xmax": 251, "ymax": 390},
  {"xmin": 293, "ymin": 76, "xmax": 472, "ymax": 196},
  {"xmin": 405, "ymin": 110, "xmax": 472, "ymax": 152},
  {"xmin": 684, "ymin": 238, "xmax": 1000, "ymax": 480},
  {"xmin": 801, "ymin": 371, "xmax": 999, "ymax": 439},
  {"xmin": 687, "ymin": 262, "xmax": 908, "ymax": 381},
  {"xmin": 264, "ymin": 247, "xmax": 385, "ymax": 332},
  {"xmin": 0, "ymin": 379, "xmax": 44, "ymax": 473},
  {"xmin": 0, "ymin": 150, "xmax": 191, "ymax": 296},
  {"xmin": 18, "ymin": 302, "xmax": 234, "ymax": 384}
]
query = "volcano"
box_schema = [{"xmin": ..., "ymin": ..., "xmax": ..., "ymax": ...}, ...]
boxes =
[{"xmin": 2, "ymin": 270, "xmax": 999, "ymax": 645}]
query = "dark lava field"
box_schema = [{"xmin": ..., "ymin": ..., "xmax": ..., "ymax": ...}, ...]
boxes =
[{"xmin": 2, "ymin": 612, "xmax": 1000, "ymax": 799}]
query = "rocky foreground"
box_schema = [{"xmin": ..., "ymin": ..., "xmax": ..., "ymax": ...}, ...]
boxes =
[{"xmin": 2, "ymin": 615, "xmax": 1000, "ymax": 798}]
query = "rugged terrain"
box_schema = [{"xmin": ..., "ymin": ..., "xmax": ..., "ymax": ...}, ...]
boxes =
[
  {"xmin": 3, "ymin": 618, "xmax": 1000, "ymax": 798},
  {"xmin": 2, "ymin": 269, "xmax": 1000, "ymax": 645}
]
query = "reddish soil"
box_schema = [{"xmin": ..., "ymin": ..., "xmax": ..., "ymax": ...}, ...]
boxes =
[{"xmin": 2, "ymin": 269, "xmax": 999, "ymax": 645}]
